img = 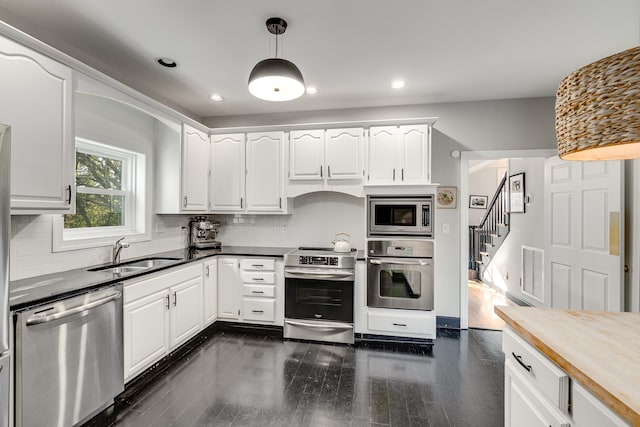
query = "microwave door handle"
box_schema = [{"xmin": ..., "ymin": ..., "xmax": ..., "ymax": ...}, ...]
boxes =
[{"xmin": 369, "ymin": 259, "xmax": 430, "ymax": 266}]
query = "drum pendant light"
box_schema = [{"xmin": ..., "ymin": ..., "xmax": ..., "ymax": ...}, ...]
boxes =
[
  {"xmin": 555, "ymin": 46, "xmax": 640, "ymax": 160},
  {"xmin": 248, "ymin": 17, "xmax": 305, "ymax": 102}
]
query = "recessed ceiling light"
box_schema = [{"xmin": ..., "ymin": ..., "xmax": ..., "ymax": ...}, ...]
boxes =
[
  {"xmin": 305, "ymin": 86, "xmax": 318, "ymax": 95},
  {"xmin": 209, "ymin": 94, "xmax": 224, "ymax": 102},
  {"xmin": 156, "ymin": 57, "xmax": 178, "ymax": 68},
  {"xmin": 391, "ymin": 80, "xmax": 406, "ymax": 89}
]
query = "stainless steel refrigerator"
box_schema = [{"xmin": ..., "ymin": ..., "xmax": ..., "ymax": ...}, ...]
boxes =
[{"xmin": 0, "ymin": 124, "xmax": 11, "ymax": 427}]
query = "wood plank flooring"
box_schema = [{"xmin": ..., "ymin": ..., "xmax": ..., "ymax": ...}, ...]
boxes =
[
  {"xmin": 468, "ymin": 281, "xmax": 515, "ymax": 330},
  {"xmin": 88, "ymin": 328, "xmax": 505, "ymax": 427}
]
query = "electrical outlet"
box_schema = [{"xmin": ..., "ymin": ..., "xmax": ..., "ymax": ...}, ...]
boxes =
[{"xmin": 280, "ymin": 221, "xmax": 288, "ymax": 231}]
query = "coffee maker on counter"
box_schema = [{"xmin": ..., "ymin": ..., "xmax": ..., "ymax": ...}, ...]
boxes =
[{"xmin": 188, "ymin": 216, "xmax": 222, "ymax": 249}]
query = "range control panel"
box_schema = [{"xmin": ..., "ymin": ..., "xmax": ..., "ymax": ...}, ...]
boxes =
[{"xmin": 299, "ymin": 256, "xmax": 339, "ymax": 266}]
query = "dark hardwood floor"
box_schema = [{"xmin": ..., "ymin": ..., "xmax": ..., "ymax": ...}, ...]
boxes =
[{"xmin": 89, "ymin": 329, "xmax": 505, "ymax": 427}]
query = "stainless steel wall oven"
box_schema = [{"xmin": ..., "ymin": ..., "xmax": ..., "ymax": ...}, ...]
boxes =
[
  {"xmin": 284, "ymin": 248, "xmax": 355, "ymax": 344},
  {"xmin": 367, "ymin": 240, "xmax": 434, "ymax": 311}
]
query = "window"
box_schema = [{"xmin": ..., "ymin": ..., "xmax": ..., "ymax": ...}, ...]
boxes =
[{"xmin": 53, "ymin": 138, "xmax": 148, "ymax": 251}]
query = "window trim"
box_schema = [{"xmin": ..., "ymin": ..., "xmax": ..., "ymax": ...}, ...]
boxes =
[{"xmin": 53, "ymin": 138, "xmax": 149, "ymax": 252}]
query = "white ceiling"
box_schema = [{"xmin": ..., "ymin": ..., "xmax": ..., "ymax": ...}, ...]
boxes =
[{"xmin": 0, "ymin": 0, "xmax": 638, "ymax": 120}]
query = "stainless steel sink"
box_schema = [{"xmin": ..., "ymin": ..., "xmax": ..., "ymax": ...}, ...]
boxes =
[{"xmin": 88, "ymin": 257, "xmax": 181, "ymax": 273}]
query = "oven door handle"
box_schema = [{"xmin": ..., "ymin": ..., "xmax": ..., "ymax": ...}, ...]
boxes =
[
  {"xmin": 285, "ymin": 269, "xmax": 354, "ymax": 280},
  {"xmin": 369, "ymin": 259, "xmax": 430, "ymax": 266},
  {"xmin": 285, "ymin": 319, "xmax": 353, "ymax": 331}
]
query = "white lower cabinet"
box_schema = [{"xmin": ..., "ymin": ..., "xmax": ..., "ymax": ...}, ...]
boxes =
[
  {"xmin": 123, "ymin": 264, "xmax": 203, "ymax": 381},
  {"xmin": 217, "ymin": 257, "xmax": 240, "ymax": 320},
  {"xmin": 367, "ymin": 309, "xmax": 436, "ymax": 338},
  {"xmin": 217, "ymin": 256, "xmax": 283, "ymax": 326},
  {"xmin": 572, "ymin": 382, "xmax": 630, "ymax": 427},
  {"xmin": 503, "ymin": 327, "xmax": 631, "ymax": 427},
  {"xmin": 203, "ymin": 259, "xmax": 217, "ymax": 326},
  {"xmin": 505, "ymin": 360, "xmax": 571, "ymax": 427}
]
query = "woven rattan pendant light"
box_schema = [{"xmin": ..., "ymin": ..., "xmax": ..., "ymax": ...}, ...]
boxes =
[{"xmin": 555, "ymin": 46, "xmax": 640, "ymax": 160}]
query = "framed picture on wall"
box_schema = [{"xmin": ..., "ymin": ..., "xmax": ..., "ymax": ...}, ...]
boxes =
[
  {"xmin": 436, "ymin": 186, "xmax": 457, "ymax": 209},
  {"xmin": 469, "ymin": 195, "xmax": 488, "ymax": 209},
  {"xmin": 509, "ymin": 172, "xmax": 525, "ymax": 213}
]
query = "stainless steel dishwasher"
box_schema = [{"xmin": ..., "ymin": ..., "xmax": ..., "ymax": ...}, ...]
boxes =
[{"xmin": 15, "ymin": 284, "xmax": 124, "ymax": 427}]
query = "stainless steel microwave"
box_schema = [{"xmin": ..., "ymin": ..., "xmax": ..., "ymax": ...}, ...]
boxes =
[{"xmin": 367, "ymin": 196, "xmax": 434, "ymax": 237}]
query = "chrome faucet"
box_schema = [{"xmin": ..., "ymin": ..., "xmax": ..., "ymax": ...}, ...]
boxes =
[{"xmin": 112, "ymin": 237, "xmax": 130, "ymax": 264}]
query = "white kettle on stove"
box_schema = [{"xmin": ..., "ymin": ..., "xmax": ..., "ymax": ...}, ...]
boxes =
[{"xmin": 332, "ymin": 232, "xmax": 351, "ymax": 253}]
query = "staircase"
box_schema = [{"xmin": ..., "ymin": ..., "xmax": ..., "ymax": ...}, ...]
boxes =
[{"xmin": 469, "ymin": 173, "xmax": 510, "ymax": 279}]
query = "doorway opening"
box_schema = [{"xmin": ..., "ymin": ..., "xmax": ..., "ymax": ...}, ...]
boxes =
[{"xmin": 459, "ymin": 149, "xmax": 556, "ymax": 330}]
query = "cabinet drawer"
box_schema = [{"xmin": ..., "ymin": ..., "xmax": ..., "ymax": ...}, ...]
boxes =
[
  {"xmin": 242, "ymin": 299, "xmax": 276, "ymax": 322},
  {"xmin": 502, "ymin": 327, "xmax": 570, "ymax": 413},
  {"xmin": 367, "ymin": 310, "xmax": 435, "ymax": 338},
  {"xmin": 243, "ymin": 284, "xmax": 275, "ymax": 298},
  {"xmin": 240, "ymin": 259, "xmax": 275, "ymax": 271},
  {"xmin": 572, "ymin": 382, "xmax": 630, "ymax": 427},
  {"xmin": 241, "ymin": 271, "xmax": 275, "ymax": 284}
]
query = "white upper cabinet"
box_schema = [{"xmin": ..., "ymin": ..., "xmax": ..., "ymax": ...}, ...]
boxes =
[
  {"xmin": 366, "ymin": 124, "xmax": 431, "ymax": 185},
  {"xmin": 245, "ymin": 131, "xmax": 285, "ymax": 212},
  {"xmin": 0, "ymin": 35, "xmax": 74, "ymax": 213},
  {"xmin": 210, "ymin": 131, "xmax": 287, "ymax": 214},
  {"xmin": 181, "ymin": 124, "xmax": 209, "ymax": 211},
  {"xmin": 289, "ymin": 129, "xmax": 324, "ymax": 180},
  {"xmin": 325, "ymin": 128, "xmax": 363, "ymax": 180},
  {"xmin": 288, "ymin": 127, "xmax": 364, "ymax": 197},
  {"xmin": 210, "ymin": 133, "xmax": 245, "ymax": 211}
]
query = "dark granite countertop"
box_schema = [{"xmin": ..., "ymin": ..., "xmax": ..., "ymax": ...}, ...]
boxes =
[{"xmin": 9, "ymin": 246, "xmax": 295, "ymax": 311}]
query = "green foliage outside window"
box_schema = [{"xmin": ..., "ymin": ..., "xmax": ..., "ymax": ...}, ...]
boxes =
[{"xmin": 64, "ymin": 152, "xmax": 125, "ymax": 229}]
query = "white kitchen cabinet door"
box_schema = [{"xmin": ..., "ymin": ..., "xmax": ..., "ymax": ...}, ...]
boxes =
[
  {"xmin": 367, "ymin": 126, "xmax": 398, "ymax": 183},
  {"xmin": 0, "ymin": 35, "xmax": 74, "ymax": 213},
  {"xmin": 544, "ymin": 157, "xmax": 624, "ymax": 311},
  {"xmin": 504, "ymin": 361, "xmax": 571, "ymax": 427},
  {"xmin": 325, "ymin": 128, "xmax": 363, "ymax": 180},
  {"xmin": 399, "ymin": 124, "xmax": 430, "ymax": 183},
  {"xmin": 217, "ymin": 257, "xmax": 240, "ymax": 319},
  {"xmin": 289, "ymin": 129, "xmax": 324, "ymax": 180},
  {"xmin": 203, "ymin": 259, "xmax": 217, "ymax": 326},
  {"xmin": 246, "ymin": 131, "xmax": 285, "ymax": 212},
  {"xmin": 181, "ymin": 124, "xmax": 209, "ymax": 211},
  {"xmin": 123, "ymin": 289, "xmax": 170, "ymax": 381},
  {"xmin": 210, "ymin": 133, "xmax": 245, "ymax": 211},
  {"xmin": 169, "ymin": 276, "xmax": 204, "ymax": 349}
]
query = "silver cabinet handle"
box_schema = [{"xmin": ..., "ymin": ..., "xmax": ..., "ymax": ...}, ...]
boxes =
[
  {"xmin": 369, "ymin": 259, "xmax": 429, "ymax": 266},
  {"xmin": 166, "ymin": 294, "xmax": 170, "ymax": 309},
  {"xmin": 401, "ymin": 168, "xmax": 404, "ymax": 181},
  {"xmin": 173, "ymin": 292, "xmax": 177, "ymax": 306},
  {"xmin": 320, "ymin": 165, "xmax": 323, "ymax": 178},
  {"xmin": 252, "ymin": 310, "xmax": 264, "ymax": 313},
  {"xmin": 393, "ymin": 323, "xmax": 407, "ymax": 327},
  {"xmin": 393, "ymin": 169, "xmax": 396, "ymax": 181},
  {"xmin": 251, "ymin": 290, "xmax": 264, "ymax": 294},
  {"xmin": 206, "ymin": 265, "xmax": 210, "ymax": 277},
  {"xmin": 328, "ymin": 165, "xmax": 331, "ymax": 177},
  {"xmin": 240, "ymin": 197, "xmax": 243, "ymax": 209},
  {"xmin": 26, "ymin": 290, "xmax": 121, "ymax": 326},
  {"xmin": 251, "ymin": 264, "xmax": 264, "ymax": 268},
  {"xmin": 183, "ymin": 196, "xmax": 187, "ymax": 207},
  {"xmin": 253, "ymin": 277, "xmax": 264, "ymax": 281},
  {"xmin": 66, "ymin": 184, "xmax": 72, "ymax": 204}
]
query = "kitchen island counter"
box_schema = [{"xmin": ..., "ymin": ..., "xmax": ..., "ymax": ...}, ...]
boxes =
[{"xmin": 495, "ymin": 305, "xmax": 640, "ymax": 426}]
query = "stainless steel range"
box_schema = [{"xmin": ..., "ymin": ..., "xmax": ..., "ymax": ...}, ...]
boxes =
[{"xmin": 284, "ymin": 247, "xmax": 356, "ymax": 344}]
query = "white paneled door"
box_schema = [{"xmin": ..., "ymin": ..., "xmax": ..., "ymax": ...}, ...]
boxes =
[{"xmin": 543, "ymin": 157, "xmax": 624, "ymax": 311}]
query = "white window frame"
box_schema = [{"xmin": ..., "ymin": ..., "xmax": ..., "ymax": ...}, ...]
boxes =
[{"xmin": 53, "ymin": 138, "xmax": 149, "ymax": 251}]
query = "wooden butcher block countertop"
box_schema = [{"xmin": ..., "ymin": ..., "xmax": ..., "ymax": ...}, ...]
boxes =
[{"xmin": 495, "ymin": 306, "xmax": 640, "ymax": 426}]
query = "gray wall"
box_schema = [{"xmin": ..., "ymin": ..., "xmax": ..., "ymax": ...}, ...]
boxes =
[{"xmin": 206, "ymin": 97, "xmax": 558, "ymax": 318}]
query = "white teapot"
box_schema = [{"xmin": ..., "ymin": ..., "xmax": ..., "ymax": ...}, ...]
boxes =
[{"xmin": 332, "ymin": 232, "xmax": 351, "ymax": 253}]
